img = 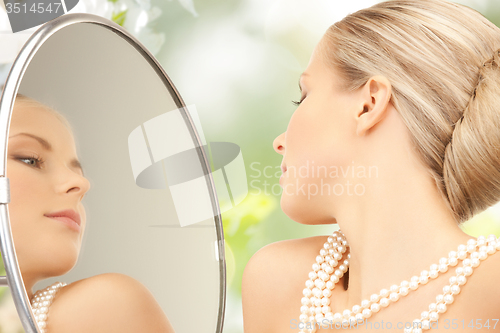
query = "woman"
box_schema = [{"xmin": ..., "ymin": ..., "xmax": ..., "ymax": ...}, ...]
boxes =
[
  {"xmin": 8, "ymin": 94, "xmax": 176, "ymax": 333},
  {"xmin": 242, "ymin": 1, "xmax": 500, "ymax": 332}
]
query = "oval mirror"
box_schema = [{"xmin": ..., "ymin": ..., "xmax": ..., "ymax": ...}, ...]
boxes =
[{"xmin": 0, "ymin": 13, "xmax": 225, "ymax": 333}]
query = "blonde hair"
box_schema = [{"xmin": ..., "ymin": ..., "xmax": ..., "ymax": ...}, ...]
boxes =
[
  {"xmin": 14, "ymin": 94, "xmax": 73, "ymax": 133},
  {"xmin": 322, "ymin": 0, "xmax": 500, "ymax": 224}
]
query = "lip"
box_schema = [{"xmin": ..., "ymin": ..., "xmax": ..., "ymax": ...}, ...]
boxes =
[
  {"xmin": 281, "ymin": 164, "xmax": 287, "ymax": 174},
  {"xmin": 44, "ymin": 209, "xmax": 81, "ymax": 232}
]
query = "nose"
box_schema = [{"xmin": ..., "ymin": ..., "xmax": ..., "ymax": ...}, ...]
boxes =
[
  {"xmin": 58, "ymin": 169, "xmax": 91, "ymax": 200},
  {"xmin": 273, "ymin": 132, "xmax": 286, "ymax": 155}
]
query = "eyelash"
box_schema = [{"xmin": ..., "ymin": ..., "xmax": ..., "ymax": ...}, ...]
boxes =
[
  {"xmin": 18, "ymin": 154, "xmax": 44, "ymax": 168},
  {"xmin": 292, "ymin": 96, "xmax": 305, "ymax": 106}
]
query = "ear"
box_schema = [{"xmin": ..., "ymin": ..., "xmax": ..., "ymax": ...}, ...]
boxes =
[{"xmin": 355, "ymin": 75, "xmax": 392, "ymax": 136}]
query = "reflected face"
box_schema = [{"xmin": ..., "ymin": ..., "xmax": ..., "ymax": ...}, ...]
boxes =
[
  {"xmin": 7, "ymin": 101, "xmax": 90, "ymax": 281},
  {"xmin": 272, "ymin": 38, "xmax": 361, "ymax": 225}
]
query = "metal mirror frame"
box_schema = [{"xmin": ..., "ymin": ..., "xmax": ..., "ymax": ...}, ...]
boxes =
[{"xmin": 0, "ymin": 13, "xmax": 226, "ymax": 333}]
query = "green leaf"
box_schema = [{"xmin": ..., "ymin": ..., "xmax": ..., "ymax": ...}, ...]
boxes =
[
  {"xmin": 107, "ymin": 0, "xmax": 119, "ymax": 3},
  {"xmin": 111, "ymin": 9, "xmax": 128, "ymax": 27}
]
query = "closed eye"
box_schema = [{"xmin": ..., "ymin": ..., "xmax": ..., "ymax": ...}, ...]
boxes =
[{"xmin": 292, "ymin": 96, "xmax": 306, "ymax": 106}]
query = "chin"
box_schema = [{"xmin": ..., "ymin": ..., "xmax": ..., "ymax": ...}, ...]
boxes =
[{"xmin": 280, "ymin": 193, "xmax": 337, "ymax": 225}]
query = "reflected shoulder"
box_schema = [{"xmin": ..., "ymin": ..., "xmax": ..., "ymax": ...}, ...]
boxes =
[{"xmin": 48, "ymin": 273, "xmax": 175, "ymax": 333}]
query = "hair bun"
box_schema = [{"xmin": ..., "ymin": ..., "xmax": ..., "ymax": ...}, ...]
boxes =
[{"xmin": 443, "ymin": 48, "xmax": 500, "ymax": 223}]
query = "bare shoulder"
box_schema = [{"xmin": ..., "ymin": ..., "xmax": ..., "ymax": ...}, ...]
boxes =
[
  {"xmin": 463, "ymin": 248, "xmax": 500, "ymax": 315},
  {"xmin": 49, "ymin": 273, "xmax": 175, "ymax": 333},
  {"xmin": 242, "ymin": 235, "xmax": 330, "ymax": 333}
]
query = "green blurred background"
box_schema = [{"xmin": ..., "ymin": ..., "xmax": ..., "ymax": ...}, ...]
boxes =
[{"xmin": 1, "ymin": 0, "xmax": 500, "ymax": 332}]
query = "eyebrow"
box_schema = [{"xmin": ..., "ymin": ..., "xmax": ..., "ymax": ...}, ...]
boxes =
[
  {"xmin": 298, "ymin": 72, "xmax": 309, "ymax": 92},
  {"xmin": 9, "ymin": 132, "xmax": 85, "ymax": 176}
]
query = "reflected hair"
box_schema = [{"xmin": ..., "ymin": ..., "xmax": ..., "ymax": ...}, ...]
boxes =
[
  {"xmin": 322, "ymin": 0, "xmax": 500, "ymax": 224},
  {"xmin": 14, "ymin": 94, "xmax": 73, "ymax": 133}
]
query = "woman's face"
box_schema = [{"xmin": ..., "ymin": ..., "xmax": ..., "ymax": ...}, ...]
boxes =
[
  {"xmin": 273, "ymin": 38, "xmax": 364, "ymax": 225},
  {"xmin": 7, "ymin": 101, "xmax": 90, "ymax": 281}
]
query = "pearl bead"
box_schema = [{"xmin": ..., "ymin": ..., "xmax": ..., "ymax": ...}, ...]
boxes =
[
  {"xmin": 448, "ymin": 257, "xmax": 458, "ymax": 266},
  {"xmin": 458, "ymin": 250, "xmax": 467, "ymax": 259},
  {"xmin": 301, "ymin": 305, "xmax": 310, "ymax": 313},
  {"xmin": 326, "ymin": 281, "xmax": 334, "ymax": 290},
  {"xmin": 312, "ymin": 263, "xmax": 320, "ymax": 271},
  {"xmin": 443, "ymin": 285, "xmax": 451, "ymax": 295},
  {"xmin": 370, "ymin": 303, "xmax": 380, "ymax": 313},
  {"xmin": 429, "ymin": 311, "xmax": 439, "ymax": 321},
  {"xmin": 352, "ymin": 305, "xmax": 361, "ymax": 314},
  {"xmin": 421, "ymin": 311, "xmax": 429, "ymax": 319},
  {"xmin": 451, "ymin": 285, "xmax": 460, "ymax": 295},
  {"xmin": 444, "ymin": 294, "xmax": 454, "ymax": 304},
  {"xmin": 343, "ymin": 309, "xmax": 351, "ymax": 318},
  {"xmin": 315, "ymin": 279, "xmax": 326, "ymax": 289},
  {"xmin": 435, "ymin": 294, "xmax": 444, "ymax": 303},
  {"xmin": 422, "ymin": 320, "xmax": 430, "ymax": 329},
  {"xmin": 306, "ymin": 280, "xmax": 314, "ymax": 288},
  {"xmin": 471, "ymin": 258, "xmax": 480, "ymax": 267},
  {"xmin": 464, "ymin": 267, "xmax": 473, "ymax": 276},
  {"xmin": 380, "ymin": 288, "xmax": 389, "ymax": 297},
  {"xmin": 389, "ymin": 292, "xmax": 400, "ymax": 302},
  {"xmin": 400, "ymin": 287, "xmax": 409, "ymax": 296},
  {"xmin": 362, "ymin": 308, "xmax": 372, "ymax": 318},
  {"xmin": 457, "ymin": 275, "xmax": 467, "ymax": 285},
  {"xmin": 439, "ymin": 264, "xmax": 448, "ymax": 272},
  {"xmin": 429, "ymin": 270, "xmax": 438, "ymax": 279},
  {"xmin": 322, "ymin": 289, "xmax": 332, "ymax": 298},
  {"xmin": 379, "ymin": 297, "xmax": 390, "ymax": 307},
  {"xmin": 409, "ymin": 281, "xmax": 419, "ymax": 290},
  {"xmin": 400, "ymin": 280, "xmax": 409, "ymax": 288},
  {"xmin": 361, "ymin": 299, "xmax": 370, "ymax": 308},
  {"xmin": 437, "ymin": 303, "xmax": 447, "ymax": 313},
  {"xmin": 419, "ymin": 275, "xmax": 429, "ymax": 284},
  {"xmin": 479, "ymin": 251, "xmax": 487, "ymax": 260},
  {"xmin": 301, "ymin": 297, "xmax": 310, "ymax": 306},
  {"xmin": 429, "ymin": 303, "xmax": 437, "ymax": 312},
  {"xmin": 370, "ymin": 293, "xmax": 379, "ymax": 302}
]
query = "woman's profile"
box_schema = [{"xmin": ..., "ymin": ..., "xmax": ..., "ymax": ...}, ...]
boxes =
[
  {"xmin": 242, "ymin": 0, "xmax": 500, "ymax": 332},
  {"xmin": 7, "ymin": 94, "xmax": 176, "ymax": 333}
]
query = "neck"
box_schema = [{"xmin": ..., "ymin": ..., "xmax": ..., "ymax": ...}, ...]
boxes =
[{"xmin": 332, "ymin": 160, "xmax": 472, "ymax": 309}]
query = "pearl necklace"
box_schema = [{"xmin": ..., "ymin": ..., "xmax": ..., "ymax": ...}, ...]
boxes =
[
  {"xmin": 30, "ymin": 281, "xmax": 67, "ymax": 333},
  {"xmin": 299, "ymin": 230, "xmax": 500, "ymax": 333}
]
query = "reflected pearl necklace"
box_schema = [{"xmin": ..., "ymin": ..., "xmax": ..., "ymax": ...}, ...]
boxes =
[
  {"xmin": 30, "ymin": 281, "xmax": 67, "ymax": 333},
  {"xmin": 298, "ymin": 230, "xmax": 500, "ymax": 333}
]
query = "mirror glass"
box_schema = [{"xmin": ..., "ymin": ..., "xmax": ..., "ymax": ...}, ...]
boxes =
[{"xmin": 3, "ymin": 15, "xmax": 224, "ymax": 333}]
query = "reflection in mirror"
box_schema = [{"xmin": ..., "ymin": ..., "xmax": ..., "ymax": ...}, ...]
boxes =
[
  {"xmin": 0, "ymin": 14, "xmax": 224, "ymax": 333},
  {"xmin": 8, "ymin": 94, "xmax": 176, "ymax": 332}
]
